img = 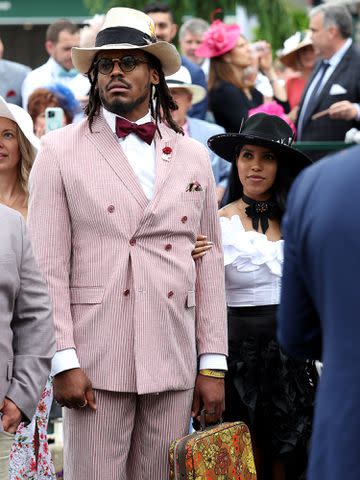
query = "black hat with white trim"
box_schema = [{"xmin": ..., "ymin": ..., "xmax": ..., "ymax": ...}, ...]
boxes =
[{"xmin": 208, "ymin": 113, "xmax": 311, "ymax": 175}]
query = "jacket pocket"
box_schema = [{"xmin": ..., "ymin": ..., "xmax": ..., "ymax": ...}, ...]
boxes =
[
  {"xmin": 180, "ymin": 190, "xmax": 205, "ymax": 207},
  {"xmin": 70, "ymin": 287, "xmax": 104, "ymax": 305}
]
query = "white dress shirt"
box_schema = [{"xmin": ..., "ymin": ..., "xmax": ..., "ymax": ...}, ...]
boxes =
[
  {"xmin": 51, "ymin": 108, "xmax": 227, "ymax": 376},
  {"xmin": 21, "ymin": 57, "xmax": 90, "ymax": 110}
]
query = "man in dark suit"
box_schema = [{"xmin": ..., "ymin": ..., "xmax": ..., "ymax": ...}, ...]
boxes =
[
  {"xmin": 278, "ymin": 144, "xmax": 360, "ymax": 480},
  {"xmin": 143, "ymin": 2, "xmax": 208, "ymax": 119},
  {"xmin": 296, "ymin": 4, "xmax": 360, "ymax": 159}
]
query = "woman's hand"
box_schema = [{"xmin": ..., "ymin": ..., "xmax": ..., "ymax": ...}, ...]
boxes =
[
  {"xmin": 1, "ymin": 398, "xmax": 22, "ymax": 433},
  {"xmin": 192, "ymin": 234, "xmax": 213, "ymax": 260},
  {"xmin": 258, "ymin": 42, "xmax": 273, "ymax": 74}
]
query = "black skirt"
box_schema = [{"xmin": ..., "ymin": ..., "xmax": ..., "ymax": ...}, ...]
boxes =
[{"xmin": 224, "ymin": 305, "xmax": 317, "ymax": 459}]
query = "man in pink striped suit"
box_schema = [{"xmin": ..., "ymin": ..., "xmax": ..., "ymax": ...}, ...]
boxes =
[{"xmin": 28, "ymin": 7, "xmax": 227, "ymax": 479}]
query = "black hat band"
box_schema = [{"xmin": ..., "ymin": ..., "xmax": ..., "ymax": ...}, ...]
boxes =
[
  {"xmin": 95, "ymin": 26, "xmax": 156, "ymax": 48},
  {"xmin": 166, "ymin": 80, "xmax": 187, "ymax": 85},
  {"xmin": 245, "ymin": 133, "xmax": 293, "ymax": 146}
]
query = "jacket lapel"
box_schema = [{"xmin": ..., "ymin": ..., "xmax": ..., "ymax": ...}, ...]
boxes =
[
  {"xmin": 297, "ymin": 61, "xmax": 323, "ymax": 117},
  {"xmin": 151, "ymin": 123, "xmax": 179, "ymax": 205},
  {"xmin": 84, "ymin": 113, "xmax": 149, "ymax": 209},
  {"xmin": 312, "ymin": 46, "xmax": 352, "ymax": 111}
]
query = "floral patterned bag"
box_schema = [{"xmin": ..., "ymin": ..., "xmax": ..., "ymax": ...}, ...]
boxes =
[{"xmin": 169, "ymin": 420, "xmax": 257, "ymax": 480}]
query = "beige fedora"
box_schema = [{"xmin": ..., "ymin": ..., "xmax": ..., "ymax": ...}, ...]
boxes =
[
  {"xmin": 72, "ymin": 7, "xmax": 181, "ymax": 76},
  {"xmin": 279, "ymin": 31, "xmax": 313, "ymax": 70},
  {"xmin": 165, "ymin": 66, "xmax": 206, "ymax": 105}
]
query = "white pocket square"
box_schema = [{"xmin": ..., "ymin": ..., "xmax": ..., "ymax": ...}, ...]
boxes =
[{"xmin": 329, "ymin": 83, "xmax": 347, "ymax": 95}]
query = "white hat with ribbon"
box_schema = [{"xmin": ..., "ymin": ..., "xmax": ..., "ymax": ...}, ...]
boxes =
[
  {"xmin": 0, "ymin": 96, "xmax": 40, "ymax": 155},
  {"xmin": 165, "ymin": 66, "xmax": 206, "ymax": 105},
  {"xmin": 72, "ymin": 7, "xmax": 181, "ymax": 76}
]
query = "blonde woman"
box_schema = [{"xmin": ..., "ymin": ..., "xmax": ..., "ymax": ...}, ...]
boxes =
[{"xmin": 0, "ymin": 98, "xmax": 38, "ymax": 217}]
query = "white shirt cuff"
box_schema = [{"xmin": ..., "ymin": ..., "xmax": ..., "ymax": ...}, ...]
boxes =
[
  {"xmin": 51, "ymin": 348, "xmax": 80, "ymax": 376},
  {"xmin": 199, "ymin": 354, "xmax": 227, "ymax": 371},
  {"xmin": 355, "ymin": 103, "xmax": 360, "ymax": 121}
]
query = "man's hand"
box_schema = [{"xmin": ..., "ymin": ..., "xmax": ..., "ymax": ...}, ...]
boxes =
[
  {"xmin": 53, "ymin": 368, "xmax": 97, "ymax": 411},
  {"xmin": 191, "ymin": 374, "xmax": 225, "ymax": 426},
  {"xmin": 1, "ymin": 398, "xmax": 22, "ymax": 433},
  {"xmin": 329, "ymin": 101, "xmax": 358, "ymax": 121}
]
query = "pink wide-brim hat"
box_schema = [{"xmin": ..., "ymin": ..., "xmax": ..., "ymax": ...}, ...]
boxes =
[{"xmin": 195, "ymin": 19, "xmax": 241, "ymax": 59}]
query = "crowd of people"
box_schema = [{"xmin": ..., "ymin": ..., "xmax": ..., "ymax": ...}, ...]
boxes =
[{"xmin": 1, "ymin": 2, "xmax": 360, "ymax": 480}]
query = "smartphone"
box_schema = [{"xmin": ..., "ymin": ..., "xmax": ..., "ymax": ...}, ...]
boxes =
[{"xmin": 45, "ymin": 107, "xmax": 64, "ymax": 133}]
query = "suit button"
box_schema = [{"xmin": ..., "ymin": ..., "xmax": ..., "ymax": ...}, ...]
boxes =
[
  {"xmin": 129, "ymin": 238, "xmax": 136, "ymax": 246},
  {"xmin": 167, "ymin": 291, "xmax": 174, "ymax": 298},
  {"xmin": 181, "ymin": 216, "xmax": 188, "ymax": 223},
  {"xmin": 123, "ymin": 289, "xmax": 130, "ymax": 296},
  {"xmin": 165, "ymin": 244, "xmax": 172, "ymax": 251},
  {"xmin": 107, "ymin": 205, "xmax": 115, "ymax": 213}
]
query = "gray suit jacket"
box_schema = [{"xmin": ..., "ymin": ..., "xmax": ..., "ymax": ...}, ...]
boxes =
[
  {"xmin": 0, "ymin": 59, "xmax": 31, "ymax": 107},
  {"xmin": 0, "ymin": 205, "xmax": 55, "ymax": 425}
]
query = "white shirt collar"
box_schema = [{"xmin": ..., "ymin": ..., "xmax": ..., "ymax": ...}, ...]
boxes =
[
  {"xmin": 327, "ymin": 38, "xmax": 352, "ymax": 68},
  {"xmin": 102, "ymin": 107, "xmax": 152, "ymax": 134}
]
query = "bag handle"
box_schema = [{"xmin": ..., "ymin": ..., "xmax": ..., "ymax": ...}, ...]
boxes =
[{"xmin": 199, "ymin": 408, "xmax": 223, "ymax": 431}]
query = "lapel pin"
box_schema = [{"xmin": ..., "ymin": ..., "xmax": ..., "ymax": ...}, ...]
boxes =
[{"xmin": 161, "ymin": 146, "xmax": 172, "ymax": 161}]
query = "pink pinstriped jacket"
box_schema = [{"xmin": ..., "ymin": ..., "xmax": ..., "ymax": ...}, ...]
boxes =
[{"xmin": 28, "ymin": 112, "xmax": 227, "ymax": 394}]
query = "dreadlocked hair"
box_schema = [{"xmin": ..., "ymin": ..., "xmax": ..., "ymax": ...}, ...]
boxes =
[
  {"xmin": 147, "ymin": 54, "xmax": 183, "ymax": 136},
  {"xmin": 84, "ymin": 59, "xmax": 101, "ymax": 131},
  {"xmin": 84, "ymin": 52, "xmax": 183, "ymax": 136}
]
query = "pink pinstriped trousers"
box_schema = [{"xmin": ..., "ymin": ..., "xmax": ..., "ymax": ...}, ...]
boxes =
[{"xmin": 63, "ymin": 389, "xmax": 193, "ymax": 479}]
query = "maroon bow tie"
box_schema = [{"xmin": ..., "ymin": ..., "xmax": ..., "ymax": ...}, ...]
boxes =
[{"xmin": 115, "ymin": 117, "xmax": 156, "ymax": 145}]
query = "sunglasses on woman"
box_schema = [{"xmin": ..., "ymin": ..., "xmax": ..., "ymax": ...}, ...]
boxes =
[{"xmin": 96, "ymin": 55, "xmax": 149, "ymax": 75}]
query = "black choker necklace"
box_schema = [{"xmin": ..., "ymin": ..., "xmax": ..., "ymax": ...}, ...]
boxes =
[{"xmin": 242, "ymin": 194, "xmax": 280, "ymax": 234}]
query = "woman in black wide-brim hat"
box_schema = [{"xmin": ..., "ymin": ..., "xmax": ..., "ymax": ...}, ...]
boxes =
[{"xmin": 193, "ymin": 113, "xmax": 317, "ymax": 480}]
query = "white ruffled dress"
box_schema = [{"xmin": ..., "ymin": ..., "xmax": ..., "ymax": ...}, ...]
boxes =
[{"xmin": 220, "ymin": 215, "xmax": 283, "ymax": 307}]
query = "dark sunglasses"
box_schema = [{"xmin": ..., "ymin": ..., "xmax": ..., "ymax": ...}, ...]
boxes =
[{"xmin": 96, "ymin": 55, "xmax": 149, "ymax": 75}]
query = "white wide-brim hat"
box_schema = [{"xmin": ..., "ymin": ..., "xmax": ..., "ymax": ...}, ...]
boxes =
[
  {"xmin": 165, "ymin": 66, "xmax": 206, "ymax": 105},
  {"xmin": 279, "ymin": 31, "xmax": 313, "ymax": 70},
  {"xmin": 72, "ymin": 7, "xmax": 181, "ymax": 76},
  {"xmin": 0, "ymin": 96, "xmax": 40, "ymax": 156}
]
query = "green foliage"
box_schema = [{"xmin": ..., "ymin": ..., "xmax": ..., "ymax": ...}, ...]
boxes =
[
  {"xmin": 82, "ymin": 0, "xmax": 308, "ymax": 52},
  {"xmin": 292, "ymin": 7, "xmax": 310, "ymax": 33},
  {"xmin": 239, "ymin": 0, "xmax": 308, "ymax": 52},
  {"xmin": 82, "ymin": 0, "xmax": 234, "ymax": 23}
]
